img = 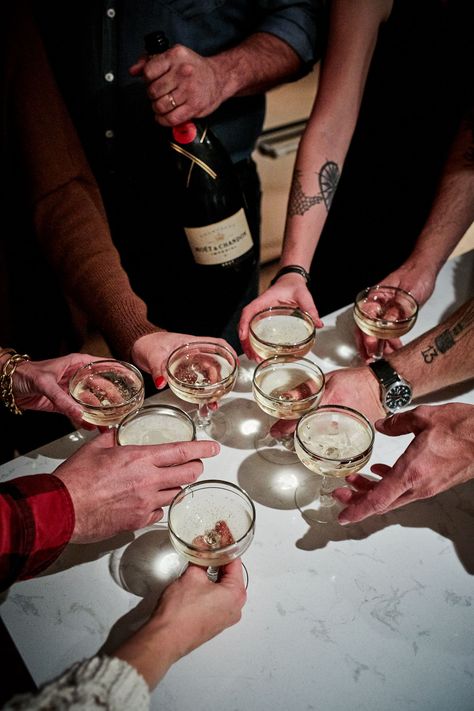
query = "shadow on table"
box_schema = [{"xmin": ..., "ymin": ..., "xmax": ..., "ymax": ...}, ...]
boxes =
[
  {"xmin": 238, "ymin": 451, "xmax": 310, "ymax": 510},
  {"xmin": 35, "ymin": 532, "xmax": 135, "ymax": 577},
  {"xmin": 99, "ymin": 594, "xmax": 158, "ymax": 656},
  {"xmin": 98, "ymin": 525, "xmax": 190, "ymax": 654},
  {"xmin": 216, "ymin": 397, "xmax": 271, "ymax": 449},
  {"xmin": 296, "ymin": 479, "xmax": 474, "ymax": 574},
  {"xmin": 311, "ymin": 307, "xmax": 360, "ymax": 368}
]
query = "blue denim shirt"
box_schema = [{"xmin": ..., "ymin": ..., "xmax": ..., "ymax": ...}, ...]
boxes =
[{"xmin": 36, "ymin": 0, "xmax": 322, "ymax": 172}]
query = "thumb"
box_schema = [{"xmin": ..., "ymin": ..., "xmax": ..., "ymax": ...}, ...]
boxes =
[
  {"xmin": 375, "ymin": 411, "xmax": 415, "ymax": 437},
  {"xmin": 129, "ymin": 57, "xmax": 147, "ymax": 76},
  {"xmin": 46, "ymin": 383, "xmax": 85, "ymax": 422},
  {"xmin": 298, "ymin": 292, "xmax": 323, "ymax": 329}
]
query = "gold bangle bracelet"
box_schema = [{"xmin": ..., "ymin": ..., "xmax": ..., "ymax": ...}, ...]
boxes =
[{"xmin": 0, "ymin": 351, "xmax": 31, "ymax": 415}]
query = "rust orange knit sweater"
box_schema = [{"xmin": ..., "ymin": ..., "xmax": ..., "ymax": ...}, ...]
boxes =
[{"xmin": 3, "ymin": 5, "xmax": 159, "ymax": 359}]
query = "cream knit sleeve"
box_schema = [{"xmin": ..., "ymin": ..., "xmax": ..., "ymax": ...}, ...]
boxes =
[{"xmin": 4, "ymin": 656, "xmax": 150, "ymax": 710}]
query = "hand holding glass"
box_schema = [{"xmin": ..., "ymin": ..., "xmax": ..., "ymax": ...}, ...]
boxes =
[
  {"xmin": 252, "ymin": 355, "xmax": 325, "ymax": 464},
  {"xmin": 69, "ymin": 359, "xmax": 144, "ymax": 428},
  {"xmin": 168, "ymin": 480, "xmax": 255, "ymax": 583},
  {"xmin": 249, "ymin": 306, "xmax": 316, "ymax": 360},
  {"xmin": 353, "ymin": 285, "xmax": 418, "ymax": 360},
  {"xmin": 166, "ymin": 342, "xmax": 237, "ymax": 437},
  {"xmin": 294, "ymin": 405, "xmax": 374, "ymax": 523}
]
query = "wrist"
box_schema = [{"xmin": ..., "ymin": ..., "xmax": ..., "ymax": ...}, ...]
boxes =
[
  {"xmin": 0, "ymin": 350, "xmax": 31, "ymax": 415},
  {"xmin": 115, "ymin": 616, "xmax": 180, "ymax": 690},
  {"xmin": 270, "ymin": 264, "xmax": 311, "ymax": 287},
  {"xmin": 207, "ymin": 53, "xmax": 240, "ymax": 103},
  {"xmin": 367, "ymin": 358, "xmax": 413, "ymax": 414}
]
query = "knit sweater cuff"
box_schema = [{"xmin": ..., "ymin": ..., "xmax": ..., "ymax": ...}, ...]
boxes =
[
  {"xmin": 99, "ymin": 294, "xmax": 160, "ymax": 362},
  {"xmin": 5, "ymin": 656, "xmax": 150, "ymax": 710}
]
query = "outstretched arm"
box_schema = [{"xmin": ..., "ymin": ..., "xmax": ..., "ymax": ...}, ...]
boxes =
[
  {"xmin": 239, "ymin": 0, "xmax": 393, "ymax": 355},
  {"xmin": 357, "ymin": 107, "xmax": 474, "ymax": 360},
  {"xmin": 115, "ymin": 561, "xmax": 246, "ymax": 689},
  {"xmin": 321, "ymin": 296, "xmax": 474, "ymax": 425},
  {"xmin": 334, "ymin": 402, "xmax": 474, "ymax": 524}
]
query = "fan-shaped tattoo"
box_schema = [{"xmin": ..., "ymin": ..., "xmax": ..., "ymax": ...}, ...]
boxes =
[{"xmin": 318, "ymin": 161, "xmax": 339, "ymax": 210}]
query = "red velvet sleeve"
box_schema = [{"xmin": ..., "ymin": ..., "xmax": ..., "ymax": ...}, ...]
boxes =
[{"xmin": 0, "ymin": 473, "xmax": 74, "ymax": 591}]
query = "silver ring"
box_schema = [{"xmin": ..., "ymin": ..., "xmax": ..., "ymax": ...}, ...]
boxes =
[{"xmin": 168, "ymin": 92, "xmax": 177, "ymax": 109}]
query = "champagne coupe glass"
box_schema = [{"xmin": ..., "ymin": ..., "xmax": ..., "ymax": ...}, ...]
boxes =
[
  {"xmin": 117, "ymin": 404, "xmax": 196, "ymax": 445},
  {"xmin": 353, "ymin": 285, "xmax": 419, "ymax": 360},
  {"xmin": 168, "ymin": 480, "xmax": 256, "ymax": 583},
  {"xmin": 166, "ymin": 341, "xmax": 238, "ymax": 439},
  {"xmin": 294, "ymin": 405, "xmax": 374, "ymax": 524},
  {"xmin": 249, "ymin": 306, "xmax": 316, "ymax": 360},
  {"xmin": 69, "ymin": 359, "xmax": 144, "ymax": 428},
  {"xmin": 252, "ymin": 355, "xmax": 325, "ymax": 464},
  {"xmin": 112, "ymin": 405, "xmax": 196, "ymax": 595}
]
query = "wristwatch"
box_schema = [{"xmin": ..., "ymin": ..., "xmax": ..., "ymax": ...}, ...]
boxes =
[{"xmin": 368, "ymin": 359, "xmax": 412, "ymax": 414}]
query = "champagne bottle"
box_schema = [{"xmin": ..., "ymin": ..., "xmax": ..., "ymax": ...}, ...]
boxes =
[{"xmin": 144, "ymin": 31, "xmax": 256, "ymax": 274}]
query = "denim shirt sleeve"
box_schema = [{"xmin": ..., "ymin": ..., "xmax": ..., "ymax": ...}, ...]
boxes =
[{"xmin": 254, "ymin": 0, "xmax": 325, "ymax": 68}]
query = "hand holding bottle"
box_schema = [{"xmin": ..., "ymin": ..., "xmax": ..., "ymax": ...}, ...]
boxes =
[{"xmin": 130, "ymin": 43, "xmax": 227, "ymax": 127}]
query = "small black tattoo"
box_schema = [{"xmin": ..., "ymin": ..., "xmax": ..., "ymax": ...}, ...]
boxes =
[
  {"xmin": 435, "ymin": 329, "xmax": 456, "ymax": 353},
  {"xmin": 422, "ymin": 345, "xmax": 438, "ymax": 364},
  {"xmin": 420, "ymin": 300, "xmax": 473, "ymax": 365}
]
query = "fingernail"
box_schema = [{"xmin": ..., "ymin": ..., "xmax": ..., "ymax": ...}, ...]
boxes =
[
  {"xmin": 338, "ymin": 515, "xmax": 349, "ymax": 526},
  {"xmin": 210, "ymin": 443, "xmax": 220, "ymax": 456},
  {"xmin": 155, "ymin": 375, "xmax": 166, "ymax": 389}
]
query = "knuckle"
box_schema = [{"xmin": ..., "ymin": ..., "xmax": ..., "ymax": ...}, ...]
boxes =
[
  {"xmin": 365, "ymin": 490, "xmax": 388, "ymax": 515},
  {"xmin": 180, "ymin": 63, "xmax": 194, "ymax": 79},
  {"xmin": 174, "ymin": 442, "xmax": 190, "ymax": 461},
  {"xmin": 143, "ymin": 65, "xmax": 155, "ymax": 83}
]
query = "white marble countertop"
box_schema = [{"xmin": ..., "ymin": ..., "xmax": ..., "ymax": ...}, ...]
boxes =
[{"xmin": 1, "ymin": 251, "xmax": 473, "ymax": 711}]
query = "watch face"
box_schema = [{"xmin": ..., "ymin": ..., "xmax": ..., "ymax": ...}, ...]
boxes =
[{"xmin": 385, "ymin": 383, "xmax": 412, "ymax": 412}]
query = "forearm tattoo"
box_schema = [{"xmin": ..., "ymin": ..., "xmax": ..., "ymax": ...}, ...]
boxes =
[
  {"xmin": 421, "ymin": 300, "xmax": 474, "ymax": 364},
  {"xmin": 288, "ymin": 161, "xmax": 340, "ymax": 216}
]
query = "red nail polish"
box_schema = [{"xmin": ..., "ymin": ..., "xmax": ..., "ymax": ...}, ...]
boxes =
[{"xmin": 155, "ymin": 375, "xmax": 166, "ymax": 389}]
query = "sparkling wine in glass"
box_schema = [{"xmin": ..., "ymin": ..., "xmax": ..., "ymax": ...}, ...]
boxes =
[
  {"xmin": 117, "ymin": 404, "xmax": 196, "ymax": 445},
  {"xmin": 353, "ymin": 285, "xmax": 418, "ymax": 360},
  {"xmin": 294, "ymin": 405, "xmax": 374, "ymax": 524},
  {"xmin": 249, "ymin": 306, "xmax": 316, "ymax": 360},
  {"xmin": 168, "ymin": 480, "xmax": 256, "ymax": 583},
  {"xmin": 166, "ymin": 341, "xmax": 238, "ymax": 439},
  {"xmin": 252, "ymin": 355, "xmax": 325, "ymax": 464},
  {"xmin": 69, "ymin": 359, "xmax": 144, "ymax": 428}
]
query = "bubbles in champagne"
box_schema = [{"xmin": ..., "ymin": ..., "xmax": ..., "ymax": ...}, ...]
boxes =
[
  {"xmin": 300, "ymin": 417, "xmax": 371, "ymax": 460},
  {"xmin": 253, "ymin": 314, "xmax": 312, "ymax": 346},
  {"xmin": 171, "ymin": 353, "xmax": 231, "ymax": 386}
]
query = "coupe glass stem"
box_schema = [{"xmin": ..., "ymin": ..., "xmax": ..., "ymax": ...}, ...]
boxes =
[
  {"xmin": 319, "ymin": 475, "xmax": 337, "ymax": 508},
  {"xmin": 276, "ymin": 432, "xmax": 295, "ymax": 452},
  {"xmin": 207, "ymin": 566, "xmax": 220, "ymax": 582},
  {"xmin": 195, "ymin": 403, "xmax": 211, "ymax": 428},
  {"xmin": 374, "ymin": 338, "xmax": 386, "ymax": 360}
]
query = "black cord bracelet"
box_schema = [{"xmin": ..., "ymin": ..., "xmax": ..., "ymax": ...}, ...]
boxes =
[{"xmin": 270, "ymin": 264, "xmax": 311, "ymax": 287}]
